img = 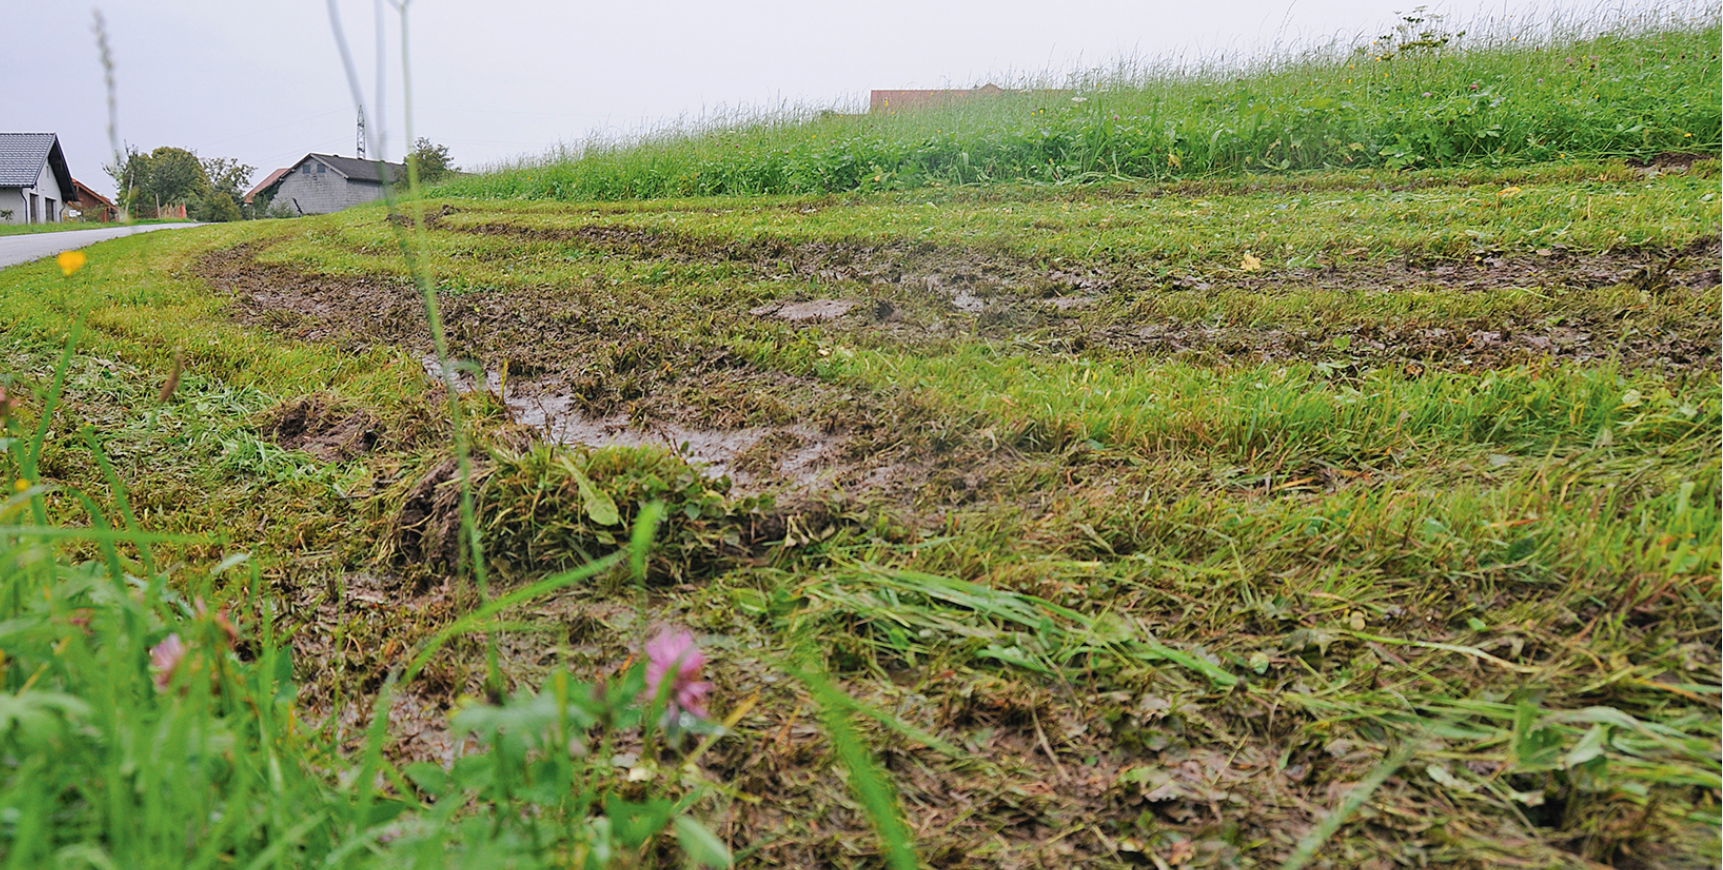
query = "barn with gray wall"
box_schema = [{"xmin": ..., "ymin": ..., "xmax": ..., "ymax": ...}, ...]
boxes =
[{"xmin": 267, "ymin": 154, "xmax": 401, "ymax": 216}]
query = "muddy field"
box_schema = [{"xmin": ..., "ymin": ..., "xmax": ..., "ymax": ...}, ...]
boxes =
[
  {"xmin": 155, "ymin": 186, "xmax": 1723, "ymax": 870},
  {"xmin": 200, "ymin": 222, "xmax": 1720, "ymax": 498}
]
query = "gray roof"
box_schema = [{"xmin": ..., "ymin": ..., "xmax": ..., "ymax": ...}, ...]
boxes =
[
  {"xmin": 304, "ymin": 153, "xmax": 404, "ymax": 184},
  {"xmin": 0, "ymin": 133, "xmax": 74, "ymax": 193},
  {"xmin": 253, "ymin": 152, "xmax": 410, "ymax": 199}
]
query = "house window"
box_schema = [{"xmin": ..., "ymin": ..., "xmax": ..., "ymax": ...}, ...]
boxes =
[{"xmin": 317, "ymin": 163, "xmax": 326, "ymax": 173}]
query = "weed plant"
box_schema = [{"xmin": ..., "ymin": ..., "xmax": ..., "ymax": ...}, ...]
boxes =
[{"xmin": 443, "ymin": 7, "xmax": 1720, "ymax": 202}]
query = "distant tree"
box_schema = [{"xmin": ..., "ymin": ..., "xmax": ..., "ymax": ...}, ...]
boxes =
[
  {"xmin": 108, "ymin": 145, "xmax": 208, "ymax": 218},
  {"xmin": 199, "ymin": 192, "xmax": 242, "ymax": 223},
  {"xmin": 201, "ymin": 156, "xmax": 254, "ymax": 203},
  {"xmin": 143, "ymin": 147, "xmax": 206, "ymax": 209},
  {"xmin": 105, "ymin": 146, "xmax": 253, "ymax": 222},
  {"xmin": 194, "ymin": 156, "xmax": 253, "ymax": 222},
  {"xmin": 402, "ymin": 138, "xmax": 456, "ymax": 187}
]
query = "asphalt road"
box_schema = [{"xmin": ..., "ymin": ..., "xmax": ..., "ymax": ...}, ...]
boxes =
[{"xmin": 0, "ymin": 224, "xmax": 202, "ymax": 270}]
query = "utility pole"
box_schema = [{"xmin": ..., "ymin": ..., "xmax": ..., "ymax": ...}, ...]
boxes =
[{"xmin": 356, "ymin": 110, "xmax": 367, "ymax": 160}]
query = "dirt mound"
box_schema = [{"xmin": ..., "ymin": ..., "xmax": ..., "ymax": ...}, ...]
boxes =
[{"xmin": 260, "ymin": 396, "xmax": 377, "ymax": 462}]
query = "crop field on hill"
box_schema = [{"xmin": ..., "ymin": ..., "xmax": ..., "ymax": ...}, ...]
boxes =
[{"xmin": 0, "ymin": 13, "xmax": 1719, "ymax": 870}]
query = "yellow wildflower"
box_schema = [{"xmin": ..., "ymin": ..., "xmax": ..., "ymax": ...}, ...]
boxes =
[{"xmin": 56, "ymin": 250, "xmax": 86, "ymax": 276}]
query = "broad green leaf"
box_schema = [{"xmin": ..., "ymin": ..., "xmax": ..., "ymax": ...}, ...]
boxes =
[{"xmin": 1564, "ymin": 724, "xmax": 1610, "ymax": 769}]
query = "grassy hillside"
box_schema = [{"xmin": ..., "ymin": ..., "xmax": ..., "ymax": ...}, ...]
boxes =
[
  {"xmin": 0, "ymin": 10, "xmax": 1718, "ymax": 870},
  {"xmin": 445, "ymin": 12, "xmax": 1719, "ymax": 202}
]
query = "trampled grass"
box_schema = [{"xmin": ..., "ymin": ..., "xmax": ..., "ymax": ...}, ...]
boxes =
[{"xmin": 0, "ymin": 12, "xmax": 1719, "ymax": 867}]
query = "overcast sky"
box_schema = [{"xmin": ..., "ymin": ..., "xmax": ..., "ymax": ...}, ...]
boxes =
[{"xmin": 5, "ymin": 0, "xmax": 1654, "ymax": 197}]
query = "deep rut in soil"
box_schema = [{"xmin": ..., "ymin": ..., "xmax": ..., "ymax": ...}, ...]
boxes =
[{"xmin": 447, "ymin": 219, "xmax": 1721, "ymax": 372}]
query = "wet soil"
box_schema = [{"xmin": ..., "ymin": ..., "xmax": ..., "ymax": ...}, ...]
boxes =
[
  {"xmin": 420, "ymin": 354, "xmax": 846, "ymax": 487},
  {"xmin": 200, "ymin": 227, "xmax": 1718, "ymax": 505},
  {"xmin": 1095, "ymin": 313, "xmax": 1716, "ymax": 371},
  {"xmin": 447, "ymin": 220, "xmax": 1720, "ymax": 372},
  {"xmin": 749, "ymin": 298, "xmax": 862, "ymax": 322},
  {"xmin": 456, "ymin": 216, "xmax": 1719, "ymax": 293},
  {"xmin": 201, "ymin": 245, "xmax": 1031, "ymax": 511},
  {"xmin": 393, "ymin": 456, "xmax": 475, "ymax": 572},
  {"xmin": 184, "ymin": 219, "xmax": 1721, "ymax": 867},
  {"xmin": 259, "ymin": 395, "xmax": 378, "ymax": 462}
]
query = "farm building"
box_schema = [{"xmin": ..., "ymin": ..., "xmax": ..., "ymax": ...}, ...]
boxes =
[
  {"xmin": 67, "ymin": 179, "xmax": 118, "ymax": 222},
  {"xmin": 249, "ymin": 153, "xmax": 405, "ymax": 216},
  {"xmin": 0, "ymin": 133, "xmax": 75, "ymax": 225}
]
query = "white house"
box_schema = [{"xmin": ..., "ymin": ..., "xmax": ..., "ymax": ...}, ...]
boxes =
[{"xmin": 0, "ymin": 133, "xmax": 74, "ymax": 225}]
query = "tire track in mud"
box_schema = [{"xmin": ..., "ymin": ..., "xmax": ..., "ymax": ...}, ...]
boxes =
[
  {"xmin": 196, "ymin": 244, "xmax": 1017, "ymax": 506},
  {"xmin": 196, "ymin": 221, "xmax": 1718, "ymax": 499},
  {"xmin": 447, "ymin": 218, "xmax": 1721, "ymax": 373}
]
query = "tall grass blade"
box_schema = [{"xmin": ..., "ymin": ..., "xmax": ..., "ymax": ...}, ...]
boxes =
[
  {"xmin": 1280, "ymin": 736, "xmax": 1423, "ymax": 870},
  {"xmin": 789, "ymin": 652, "xmax": 920, "ymax": 870}
]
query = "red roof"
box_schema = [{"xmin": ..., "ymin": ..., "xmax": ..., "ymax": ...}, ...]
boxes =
[
  {"xmin": 244, "ymin": 166, "xmax": 292, "ymax": 203},
  {"xmin": 70, "ymin": 178, "xmax": 113, "ymax": 207}
]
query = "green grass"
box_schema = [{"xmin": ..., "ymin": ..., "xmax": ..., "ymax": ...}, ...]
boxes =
[
  {"xmin": 444, "ymin": 12, "xmax": 1719, "ymax": 202},
  {"xmin": 390, "ymin": 161, "xmax": 1723, "ymax": 266},
  {"xmin": 0, "ymin": 11, "xmax": 1718, "ymax": 867}
]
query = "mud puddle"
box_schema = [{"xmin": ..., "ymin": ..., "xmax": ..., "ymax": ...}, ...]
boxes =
[
  {"xmin": 748, "ymin": 298, "xmax": 861, "ymax": 322},
  {"xmin": 421, "ymin": 355, "xmax": 845, "ymax": 490}
]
